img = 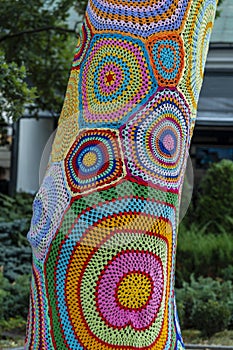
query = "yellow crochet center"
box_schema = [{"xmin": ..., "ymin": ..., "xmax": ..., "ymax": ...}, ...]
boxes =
[
  {"xmin": 116, "ymin": 272, "xmax": 152, "ymax": 309},
  {"xmin": 82, "ymin": 151, "xmax": 98, "ymax": 167}
]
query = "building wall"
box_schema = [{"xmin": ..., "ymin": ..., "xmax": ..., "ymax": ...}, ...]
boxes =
[{"xmin": 17, "ymin": 118, "xmax": 55, "ymax": 193}]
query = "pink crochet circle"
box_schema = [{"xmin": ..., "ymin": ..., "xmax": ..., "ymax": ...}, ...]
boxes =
[{"xmin": 96, "ymin": 250, "xmax": 164, "ymax": 330}]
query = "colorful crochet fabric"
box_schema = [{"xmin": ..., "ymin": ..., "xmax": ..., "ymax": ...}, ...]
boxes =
[{"xmin": 26, "ymin": 0, "xmax": 217, "ymax": 349}]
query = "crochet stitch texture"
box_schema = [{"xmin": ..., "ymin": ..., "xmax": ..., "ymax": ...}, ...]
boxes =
[{"xmin": 26, "ymin": 0, "xmax": 217, "ymax": 349}]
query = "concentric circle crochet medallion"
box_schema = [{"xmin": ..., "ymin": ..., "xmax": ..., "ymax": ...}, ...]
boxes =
[
  {"xmin": 95, "ymin": 250, "xmax": 164, "ymax": 330},
  {"xmin": 27, "ymin": 163, "xmax": 70, "ymax": 261},
  {"xmin": 87, "ymin": 0, "xmax": 191, "ymax": 38},
  {"xmin": 64, "ymin": 128, "xmax": 125, "ymax": 195},
  {"xmin": 121, "ymin": 89, "xmax": 190, "ymax": 190},
  {"xmin": 178, "ymin": 0, "xmax": 216, "ymax": 117},
  {"xmin": 58, "ymin": 69, "xmax": 79, "ymax": 124},
  {"xmin": 79, "ymin": 33, "xmax": 157, "ymax": 128},
  {"xmin": 45, "ymin": 183, "xmax": 177, "ymax": 349},
  {"xmin": 72, "ymin": 17, "xmax": 92, "ymax": 70},
  {"xmin": 147, "ymin": 32, "xmax": 184, "ymax": 87}
]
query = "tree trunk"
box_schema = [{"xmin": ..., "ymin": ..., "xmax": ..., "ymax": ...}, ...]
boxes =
[{"xmin": 25, "ymin": 0, "xmax": 217, "ymax": 348}]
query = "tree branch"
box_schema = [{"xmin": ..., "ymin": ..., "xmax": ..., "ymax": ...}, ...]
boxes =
[{"xmin": 0, "ymin": 25, "xmax": 80, "ymax": 42}]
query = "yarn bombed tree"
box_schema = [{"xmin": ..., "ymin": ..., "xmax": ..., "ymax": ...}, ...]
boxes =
[{"xmin": 25, "ymin": 0, "xmax": 217, "ymax": 349}]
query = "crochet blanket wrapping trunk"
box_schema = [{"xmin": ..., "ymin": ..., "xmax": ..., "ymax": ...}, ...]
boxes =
[{"xmin": 25, "ymin": 0, "xmax": 217, "ymax": 349}]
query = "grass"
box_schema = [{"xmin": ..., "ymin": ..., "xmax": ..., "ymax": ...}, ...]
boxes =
[
  {"xmin": 183, "ymin": 329, "xmax": 233, "ymax": 346},
  {"xmin": 0, "ymin": 317, "xmax": 26, "ymax": 349}
]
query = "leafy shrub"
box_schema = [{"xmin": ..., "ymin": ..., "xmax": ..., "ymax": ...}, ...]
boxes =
[
  {"xmin": 192, "ymin": 300, "xmax": 230, "ymax": 337},
  {"xmin": 0, "ymin": 193, "xmax": 32, "ymax": 334},
  {"xmin": 176, "ymin": 276, "xmax": 233, "ymax": 336},
  {"xmin": 0, "ymin": 192, "xmax": 33, "ymax": 222},
  {"xmin": 176, "ymin": 223, "xmax": 233, "ymax": 286},
  {"xmin": 0, "ymin": 220, "xmax": 32, "ymax": 282},
  {"xmin": 195, "ymin": 159, "xmax": 233, "ymax": 233},
  {"xmin": 0, "ymin": 192, "xmax": 33, "ymax": 282},
  {"xmin": 0, "ymin": 272, "xmax": 31, "ymax": 321}
]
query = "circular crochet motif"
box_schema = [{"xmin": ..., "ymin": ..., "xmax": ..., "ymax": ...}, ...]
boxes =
[
  {"xmin": 58, "ymin": 69, "xmax": 79, "ymax": 124},
  {"xmin": 79, "ymin": 33, "xmax": 157, "ymax": 128},
  {"xmin": 64, "ymin": 129, "xmax": 124, "ymax": 195},
  {"xmin": 178, "ymin": 0, "xmax": 216, "ymax": 117},
  {"xmin": 96, "ymin": 250, "xmax": 164, "ymax": 329},
  {"xmin": 27, "ymin": 163, "xmax": 70, "ymax": 261},
  {"xmin": 147, "ymin": 32, "xmax": 185, "ymax": 87},
  {"xmin": 45, "ymin": 187, "xmax": 176, "ymax": 349},
  {"xmin": 72, "ymin": 17, "xmax": 92, "ymax": 70},
  {"xmin": 87, "ymin": 0, "xmax": 190, "ymax": 38},
  {"xmin": 121, "ymin": 89, "xmax": 190, "ymax": 190}
]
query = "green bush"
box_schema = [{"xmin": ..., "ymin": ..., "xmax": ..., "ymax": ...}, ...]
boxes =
[
  {"xmin": 0, "ymin": 192, "xmax": 33, "ymax": 282},
  {"xmin": 192, "ymin": 300, "xmax": 230, "ymax": 337},
  {"xmin": 176, "ymin": 276, "xmax": 233, "ymax": 336},
  {"xmin": 195, "ymin": 159, "xmax": 233, "ymax": 233},
  {"xmin": 0, "ymin": 220, "xmax": 32, "ymax": 282},
  {"xmin": 0, "ymin": 193, "xmax": 32, "ymax": 335},
  {"xmin": 176, "ymin": 223, "xmax": 233, "ymax": 286},
  {"xmin": 0, "ymin": 192, "xmax": 33, "ymax": 222},
  {"xmin": 0, "ymin": 272, "xmax": 30, "ymax": 322}
]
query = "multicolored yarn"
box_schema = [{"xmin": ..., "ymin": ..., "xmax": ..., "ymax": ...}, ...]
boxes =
[
  {"xmin": 79, "ymin": 33, "xmax": 157, "ymax": 128},
  {"xmin": 147, "ymin": 33, "xmax": 185, "ymax": 87},
  {"xmin": 51, "ymin": 113, "xmax": 79, "ymax": 163},
  {"xmin": 25, "ymin": 259, "xmax": 53, "ymax": 349},
  {"xmin": 26, "ymin": 0, "xmax": 217, "ymax": 349},
  {"xmin": 58, "ymin": 69, "xmax": 79, "ymax": 124},
  {"xmin": 45, "ymin": 182, "xmax": 178, "ymax": 349},
  {"xmin": 64, "ymin": 128, "xmax": 125, "ymax": 195},
  {"xmin": 27, "ymin": 163, "xmax": 70, "ymax": 261},
  {"xmin": 121, "ymin": 89, "xmax": 190, "ymax": 190},
  {"xmin": 87, "ymin": 0, "xmax": 191, "ymax": 38},
  {"xmin": 178, "ymin": 0, "xmax": 217, "ymax": 118}
]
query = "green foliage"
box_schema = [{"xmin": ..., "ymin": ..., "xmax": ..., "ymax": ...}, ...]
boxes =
[
  {"xmin": 73, "ymin": 0, "xmax": 89, "ymax": 18},
  {"xmin": 192, "ymin": 300, "xmax": 230, "ymax": 337},
  {"xmin": 0, "ymin": 0, "xmax": 79, "ymax": 122},
  {"xmin": 0, "ymin": 193, "xmax": 33, "ymax": 282},
  {"xmin": 0, "ymin": 271, "xmax": 30, "ymax": 321},
  {"xmin": 195, "ymin": 160, "xmax": 233, "ymax": 233},
  {"xmin": 0, "ymin": 220, "xmax": 32, "ymax": 282},
  {"xmin": 176, "ymin": 276, "xmax": 233, "ymax": 336},
  {"xmin": 0, "ymin": 51, "xmax": 37, "ymax": 122},
  {"xmin": 0, "ymin": 193, "xmax": 32, "ymax": 337},
  {"xmin": 176, "ymin": 223, "xmax": 233, "ymax": 286},
  {"xmin": 0, "ymin": 192, "xmax": 33, "ymax": 222}
]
